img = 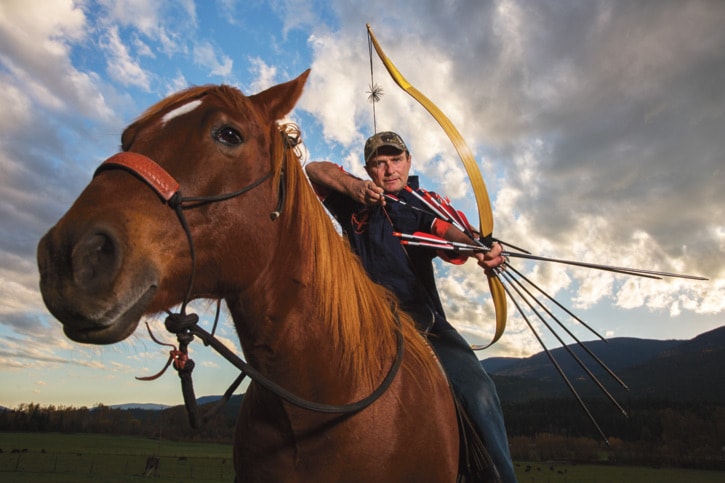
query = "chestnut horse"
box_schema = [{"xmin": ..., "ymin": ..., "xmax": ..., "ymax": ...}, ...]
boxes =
[{"xmin": 37, "ymin": 71, "xmax": 461, "ymax": 481}]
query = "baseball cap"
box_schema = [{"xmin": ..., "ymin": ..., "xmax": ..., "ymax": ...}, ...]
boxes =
[{"xmin": 364, "ymin": 131, "xmax": 408, "ymax": 163}]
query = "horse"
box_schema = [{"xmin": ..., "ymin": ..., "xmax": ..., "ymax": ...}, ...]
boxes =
[{"xmin": 37, "ymin": 70, "xmax": 464, "ymax": 481}]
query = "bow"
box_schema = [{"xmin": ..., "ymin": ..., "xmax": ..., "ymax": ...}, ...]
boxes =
[{"xmin": 366, "ymin": 24, "xmax": 506, "ymax": 348}]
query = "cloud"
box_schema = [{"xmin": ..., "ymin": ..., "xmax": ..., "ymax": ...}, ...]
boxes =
[
  {"xmin": 0, "ymin": 1, "xmax": 227, "ymax": 365},
  {"xmin": 0, "ymin": 0, "xmax": 113, "ymax": 120},
  {"xmin": 101, "ymin": 26, "xmax": 152, "ymax": 90},
  {"xmin": 0, "ymin": 82, "xmax": 32, "ymax": 131},
  {"xmin": 295, "ymin": 0, "xmax": 725, "ymax": 337},
  {"xmin": 297, "ymin": 32, "xmax": 370, "ymax": 149},
  {"xmin": 193, "ymin": 41, "xmax": 233, "ymax": 78},
  {"xmin": 247, "ymin": 57, "xmax": 278, "ymax": 92},
  {"xmin": 132, "ymin": 34, "xmax": 156, "ymax": 59},
  {"xmin": 0, "ymin": 0, "xmax": 86, "ymax": 44},
  {"xmin": 1, "ymin": 0, "xmax": 723, "ymax": 391},
  {"xmin": 0, "ymin": 2, "xmax": 128, "ymax": 350},
  {"xmin": 0, "ymin": 330, "xmax": 96, "ymax": 370},
  {"xmin": 99, "ymin": 0, "xmax": 197, "ymax": 55},
  {"xmin": 273, "ymin": 0, "xmax": 331, "ymax": 37}
]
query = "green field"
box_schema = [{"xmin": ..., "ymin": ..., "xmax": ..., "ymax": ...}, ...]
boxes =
[
  {"xmin": 1, "ymin": 432, "xmax": 723, "ymax": 482},
  {"xmin": 0, "ymin": 432, "xmax": 233, "ymax": 482},
  {"xmin": 513, "ymin": 461, "xmax": 724, "ymax": 483}
]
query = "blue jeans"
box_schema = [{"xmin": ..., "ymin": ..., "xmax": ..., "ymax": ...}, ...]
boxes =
[{"xmin": 427, "ymin": 326, "xmax": 517, "ymax": 483}]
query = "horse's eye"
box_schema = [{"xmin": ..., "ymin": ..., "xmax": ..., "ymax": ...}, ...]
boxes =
[{"xmin": 215, "ymin": 126, "xmax": 243, "ymax": 146}]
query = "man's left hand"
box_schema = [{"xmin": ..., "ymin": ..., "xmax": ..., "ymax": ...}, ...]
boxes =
[{"xmin": 476, "ymin": 242, "xmax": 506, "ymax": 273}]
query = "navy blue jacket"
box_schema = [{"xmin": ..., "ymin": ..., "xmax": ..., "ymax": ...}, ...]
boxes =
[{"xmin": 322, "ymin": 176, "xmax": 453, "ymax": 332}]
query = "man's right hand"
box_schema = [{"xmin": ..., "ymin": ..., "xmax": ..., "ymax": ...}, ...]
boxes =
[{"xmin": 356, "ymin": 179, "xmax": 385, "ymax": 206}]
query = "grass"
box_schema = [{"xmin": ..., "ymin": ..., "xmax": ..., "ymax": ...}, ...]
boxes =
[
  {"xmin": 1, "ymin": 432, "xmax": 723, "ymax": 482},
  {"xmin": 514, "ymin": 461, "xmax": 724, "ymax": 483},
  {"xmin": 0, "ymin": 432, "xmax": 233, "ymax": 482},
  {"xmin": 0, "ymin": 431, "xmax": 231, "ymax": 457}
]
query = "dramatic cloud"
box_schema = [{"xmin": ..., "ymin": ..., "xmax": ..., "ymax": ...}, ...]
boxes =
[
  {"xmin": 1, "ymin": 0, "xmax": 722, "ymax": 404},
  {"xmin": 101, "ymin": 26, "xmax": 152, "ymax": 90},
  {"xmin": 193, "ymin": 40, "xmax": 234, "ymax": 78},
  {"xmin": 284, "ymin": 0, "xmax": 725, "ymax": 356}
]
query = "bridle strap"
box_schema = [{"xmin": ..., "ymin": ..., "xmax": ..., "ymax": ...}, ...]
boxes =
[
  {"xmin": 187, "ymin": 317, "xmax": 405, "ymax": 414},
  {"xmin": 95, "ymin": 152, "xmax": 180, "ymax": 202},
  {"xmin": 95, "ymin": 152, "xmax": 275, "ymax": 209}
]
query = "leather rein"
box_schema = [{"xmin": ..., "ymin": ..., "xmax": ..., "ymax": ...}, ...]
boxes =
[{"xmin": 93, "ymin": 140, "xmax": 404, "ymax": 427}]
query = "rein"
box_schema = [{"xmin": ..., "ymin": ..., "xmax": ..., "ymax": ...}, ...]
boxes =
[{"xmin": 93, "ymin": 139, "xmax": 404, "ymax": 427}]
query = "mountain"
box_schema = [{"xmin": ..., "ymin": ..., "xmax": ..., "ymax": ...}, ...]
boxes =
[
  {"xmin": 483, "ymin": 325, "xmax": 725, "ymax": 403},
  {"xmin": 108, "ymin": 403, "xmax": 170, "ymax": 411},
  {"xmin": 484, "ymin": 338, "xmax": 681, "ymax": 379},
  {"xmin": 109, "ymin": 326, "xmax": 725, "ymax": 412}
]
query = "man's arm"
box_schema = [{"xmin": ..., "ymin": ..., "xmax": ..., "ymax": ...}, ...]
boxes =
[{"xmin": 306, "ymin": 161, "xmax": 385, "ymax": 206}]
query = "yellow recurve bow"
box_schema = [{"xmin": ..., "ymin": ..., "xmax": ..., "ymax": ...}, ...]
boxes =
[{"xmin": 366, "ymin": 24, "xmax": 507, "ymax": 348}]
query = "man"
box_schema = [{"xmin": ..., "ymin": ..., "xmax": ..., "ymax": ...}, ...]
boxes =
[{"xmin": 305, "ymin": 131, "xmax": 517, "ymax": 482}]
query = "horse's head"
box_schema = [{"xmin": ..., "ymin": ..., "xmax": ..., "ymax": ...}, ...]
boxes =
[{"xmin": 37, "ymin": 70, "xmax": 310, "ymax": 344}]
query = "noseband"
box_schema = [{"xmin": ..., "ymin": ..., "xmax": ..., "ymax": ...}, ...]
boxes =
[{"xmin": 93, "ymin": 141, "xmax": 404, "ymax": 427}]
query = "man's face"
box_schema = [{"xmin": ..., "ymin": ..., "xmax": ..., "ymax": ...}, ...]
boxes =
[{"xmin": 365, "ymin": 148, "xmax": 411, "ymax": 193}]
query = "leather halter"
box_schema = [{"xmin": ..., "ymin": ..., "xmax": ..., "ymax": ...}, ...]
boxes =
[{"xmin": 94, "ymin": 148, "xmax": 404, "ymax": 426}]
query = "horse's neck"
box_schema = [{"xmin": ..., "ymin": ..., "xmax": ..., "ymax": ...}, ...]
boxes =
[
  {"xmin": 225, "ymin": 172, "xmax": 393, "ymax": 404},
  {"xmin": 226, "ymin": 273, "xmax": 356, "ymax": 402}
]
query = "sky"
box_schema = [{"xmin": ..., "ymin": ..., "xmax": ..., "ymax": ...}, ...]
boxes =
[{"xmin": 1, "ymin": 0, "xmax": 723, "ymax": 409}]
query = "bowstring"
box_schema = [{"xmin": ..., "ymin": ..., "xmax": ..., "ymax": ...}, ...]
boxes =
[{"xmin": 367, "ymin": 29, "xmax": 383, "ymax": 133}]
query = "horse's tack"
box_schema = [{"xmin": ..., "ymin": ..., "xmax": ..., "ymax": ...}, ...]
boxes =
[
  {"xmin": 96, "ymin": 152, "xmax": 180, "ymax": 202},
  {"xmin": 94, "ymin": 147, "xmax": 405, "ymax": 425}
]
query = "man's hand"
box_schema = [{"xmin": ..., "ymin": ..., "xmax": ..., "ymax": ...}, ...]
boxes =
[
  {"xmin": 476, "ymin": 242, "xmax": 506, "ymax": 274},
  {"xmin": 355, "ymin": 179, "xmax": 385, "ymax": 206}
]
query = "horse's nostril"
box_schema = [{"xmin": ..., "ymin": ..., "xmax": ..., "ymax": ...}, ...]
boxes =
[{"xmin": 71, "ymin": 230, "xmax": 121, "ymax": 291}]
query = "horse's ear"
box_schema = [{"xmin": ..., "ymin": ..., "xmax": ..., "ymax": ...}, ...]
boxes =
[{"xmin": 250, "ymin": 69, "xmax": 311, "ymax": 121}]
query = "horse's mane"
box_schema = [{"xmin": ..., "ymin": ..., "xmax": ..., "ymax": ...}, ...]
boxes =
[{"xmin": 271, "ymin": 124, "xmax": 440, "ymax": 388}]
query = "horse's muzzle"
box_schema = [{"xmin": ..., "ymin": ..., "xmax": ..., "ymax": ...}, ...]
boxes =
[{"xmin": 37, "ymin": 224, "xmax": 159, "ymax": 344}]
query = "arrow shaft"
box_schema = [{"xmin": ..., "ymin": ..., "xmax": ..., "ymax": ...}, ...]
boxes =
[{"xmin": 504, "ymin": 252, "xmax": 706, "ymax": 281}]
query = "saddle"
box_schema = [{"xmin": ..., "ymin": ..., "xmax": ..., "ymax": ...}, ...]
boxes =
[{"xmin": 454, "ymin": 393, "xmax": 502, "ymax": 483}]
